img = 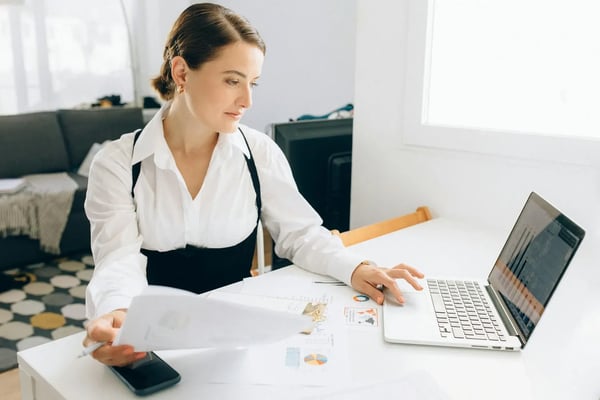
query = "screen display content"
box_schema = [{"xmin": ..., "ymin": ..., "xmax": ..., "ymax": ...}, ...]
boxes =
[{"xmin": 488, "ymin": 192, "xmax": 585, "ymax": 341}]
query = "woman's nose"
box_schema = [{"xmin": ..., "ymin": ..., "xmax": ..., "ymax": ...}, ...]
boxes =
[{"xmin": 238, "ymin": 85, "xmax": 253, "ymax": 109}]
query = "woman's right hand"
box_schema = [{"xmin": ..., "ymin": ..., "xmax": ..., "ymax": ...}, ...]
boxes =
[{"xmin": 83, "ymin": 309, "xmax": 147, "ymax": 366}]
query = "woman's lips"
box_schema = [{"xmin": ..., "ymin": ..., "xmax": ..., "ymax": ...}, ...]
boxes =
[{"xmin": 225, "ymin": 112, "xmax": 242, "ymax": 120}]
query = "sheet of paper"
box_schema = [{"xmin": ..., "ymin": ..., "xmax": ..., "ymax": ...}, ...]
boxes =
[
  {"xmin": 183, "ymin": 290, "xmax": 349, "ymax": 386},
  {"xmin": 114, "ymin": 285, "xmax": 313, "ymax": 351},
  {"xmin": 207, "ymin": 291, "xmax": 310, "ymax": 315}
]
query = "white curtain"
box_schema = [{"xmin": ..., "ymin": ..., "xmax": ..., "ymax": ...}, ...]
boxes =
[{"xmin": 0, "ymin": 0, "xmax": 135, "ymax": 115}]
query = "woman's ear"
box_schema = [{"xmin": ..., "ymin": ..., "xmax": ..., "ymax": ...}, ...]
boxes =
[{"xmin": 170, "ymin": 56, "xmax": 187, "ymax": 87}]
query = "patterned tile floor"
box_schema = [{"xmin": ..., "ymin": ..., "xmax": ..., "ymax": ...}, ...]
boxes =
[{"xmin": 0, "ymin": 253, "xmax": 93, "ymax": 372}]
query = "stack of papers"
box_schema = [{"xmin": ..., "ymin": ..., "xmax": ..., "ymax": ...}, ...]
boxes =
[
  {"xmin": 114, "ymin": 285, "xmax": 314, "ymax": 352},
  {"xmin": 0, "ymin": 178, "xmax": 26, "ymax": 194}
]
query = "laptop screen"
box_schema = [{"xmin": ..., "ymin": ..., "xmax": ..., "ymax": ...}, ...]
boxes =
[{"xmin": 487, "ymin": 192, "xmax": 585, "ymax": 343}]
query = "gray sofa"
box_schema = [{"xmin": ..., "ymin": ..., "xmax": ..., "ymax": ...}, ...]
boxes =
[{"xmin": 0, "ymin": 107, "xmax": 144, "ymax": 271}]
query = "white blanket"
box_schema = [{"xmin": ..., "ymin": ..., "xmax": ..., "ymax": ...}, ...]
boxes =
[{"xmin": 0, "ymin": 172, "xmax": 77, "ymax": 254}]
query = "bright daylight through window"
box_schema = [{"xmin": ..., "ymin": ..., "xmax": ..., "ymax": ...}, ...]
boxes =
[
  {"xmin": 424, "ymin": 0, "xmax": 600, "ymax": 140},
  {"xmin": 0, "ymin": 0, "xmax": 133, "ymax": 115}
]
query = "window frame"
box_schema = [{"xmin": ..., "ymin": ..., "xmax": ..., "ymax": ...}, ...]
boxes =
[{"xmin": 401, "ymin": 0, "xmax": 600, "ymax": 168}]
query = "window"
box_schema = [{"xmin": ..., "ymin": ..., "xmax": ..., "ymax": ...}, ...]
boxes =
[
  {"xmin": 403, "ymin": 0, "xmax": 600, "ymax": 166},
  {"xmin": 0, "ymin": 0, "xmax": 134, "ymax": 115}
]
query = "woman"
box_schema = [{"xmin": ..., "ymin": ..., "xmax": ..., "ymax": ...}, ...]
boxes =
[{"xmin": 83, "ymin": 3, "xmax": 423, "ymax": 366}]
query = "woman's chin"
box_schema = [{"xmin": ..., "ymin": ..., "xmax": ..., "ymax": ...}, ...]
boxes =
[{"xmin": 220, "ymin": 120, "xmax": 240, "ymax": 133}]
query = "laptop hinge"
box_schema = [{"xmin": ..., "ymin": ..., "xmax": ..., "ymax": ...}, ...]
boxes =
[{"xmin": 485, "ymin": 285, "xmax": 525, "ymax": 346}]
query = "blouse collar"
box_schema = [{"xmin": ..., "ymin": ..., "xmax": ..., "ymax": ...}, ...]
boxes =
[{"xmin": 131, "ymin": 101, "xmax": 250, "ymax": 168}]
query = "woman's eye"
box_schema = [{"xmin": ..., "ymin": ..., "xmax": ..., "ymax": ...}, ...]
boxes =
[
  {"xmin": 251, "ymin": 82, "xmax": 259, "ymax": 88},
  {"xmin": 226, "ymin": 79, "xmax": 240, "ymax": 86}
]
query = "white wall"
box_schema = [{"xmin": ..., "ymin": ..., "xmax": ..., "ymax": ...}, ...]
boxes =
[
  {"xmin": 352, "ymin": 1, "xmax": 600, "ymax": 249},
  {"xmin": 132, "ymin": 0, "xmax": 356, "ymax": 132},
  {"xmin": 131, "ymin": 0, "xmax": 190, "ymax": 108}
]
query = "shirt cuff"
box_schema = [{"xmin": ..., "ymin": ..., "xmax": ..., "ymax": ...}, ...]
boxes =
[{"xmin": 326, "ymin": 250, "xmax": 370, "ymax": 287}]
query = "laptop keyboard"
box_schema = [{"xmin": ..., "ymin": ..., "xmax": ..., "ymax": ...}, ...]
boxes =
[{"xmin": 427, "ymin": 279, "xmax": 507, "ymax": 342}]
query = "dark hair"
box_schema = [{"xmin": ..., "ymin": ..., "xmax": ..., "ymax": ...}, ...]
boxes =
[{"xmin": 151, "ymin": 3, "xmax": 266, "ymax": 101}]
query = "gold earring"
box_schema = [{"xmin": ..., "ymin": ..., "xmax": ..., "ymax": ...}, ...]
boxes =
[{"xmin": 177, "ymin": 85, "xmax": 184, "ymax": 94}]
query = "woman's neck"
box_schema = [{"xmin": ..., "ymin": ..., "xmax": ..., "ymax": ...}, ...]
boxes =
[{"xmin": 162, "ymin": 100, "xmax": 218, "ymax": 156}]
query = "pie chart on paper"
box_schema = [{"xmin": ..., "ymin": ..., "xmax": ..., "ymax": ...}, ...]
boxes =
[{"xmin": 303, "ymin": 353, "xmax": 328, "ymax": 366}]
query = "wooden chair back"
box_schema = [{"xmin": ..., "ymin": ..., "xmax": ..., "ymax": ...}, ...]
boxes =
[
  {"xmin": 332, "ymin": 206, "xmax": 432, "ymax": 246},
  {"xmin": 250, "ymin": 221, "xmax": 272, "ymax": 276}
]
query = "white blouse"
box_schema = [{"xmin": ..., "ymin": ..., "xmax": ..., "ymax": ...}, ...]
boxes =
[{"xmin": 85, "ymin": 103, "xmax": 364, "ymax": 318}]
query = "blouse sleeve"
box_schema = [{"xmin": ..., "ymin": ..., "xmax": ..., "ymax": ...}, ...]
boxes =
[
  {"xmin": 84, "ymin": 134, "xmax": 147, "ymax": 319},
  {"xmin": 251, "ymin": 132, "xmax": 364, "ymax": 285}
]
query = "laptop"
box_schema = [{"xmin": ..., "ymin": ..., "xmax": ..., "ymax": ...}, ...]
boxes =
[{"xmin": 383, "ymin": 192, "xmax": 585, "ymax": 351}]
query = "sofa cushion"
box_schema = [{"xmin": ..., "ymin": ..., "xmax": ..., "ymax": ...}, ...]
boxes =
[
  {"xmin": 67, "ymin": 172, "xmax": 88, "ymax": 212},
  {"xmin": 0, "ymin": 112, "xmax": 70, "ymax": 178},
  {"xmin": 58, "ymin": 107, "xmax": 144, "ymax": 170}
]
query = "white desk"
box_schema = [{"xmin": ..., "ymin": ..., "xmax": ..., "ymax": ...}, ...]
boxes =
[{"xmin": 17, "ymin": 218, "xmax": 600, "ymax": 399}]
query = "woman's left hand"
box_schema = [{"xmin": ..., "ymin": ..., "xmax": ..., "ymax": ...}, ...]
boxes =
[{"xmin": 350, "ymin": 262, "xmax": 424, "ymax": 305}]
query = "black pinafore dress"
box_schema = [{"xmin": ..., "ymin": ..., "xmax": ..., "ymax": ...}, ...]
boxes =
[{"xmin": 130, "ymin": 128, "xmax": 261, "ymax": 294}]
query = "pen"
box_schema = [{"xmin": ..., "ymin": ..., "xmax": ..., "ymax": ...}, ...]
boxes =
[
  {"xmin": 313, "ymin": 280, "xmax": 345, "ymax": 285},
  {"xmin": 78, "ymin": 341, "xmax": 106, "ymax": 358}
]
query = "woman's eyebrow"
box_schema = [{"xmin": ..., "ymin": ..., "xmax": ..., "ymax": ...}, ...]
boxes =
[
  {"xmin": 223, "ymin": 70, "xmax": 261, "ymax": 80},
  {"xmin": 223, "ymin": 70, "xmax": 247, "ymax": 78}
]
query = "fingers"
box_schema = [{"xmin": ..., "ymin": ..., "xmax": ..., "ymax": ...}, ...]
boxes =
[
  {"xmin": 351, "ymin": 263, "xmax": 403, "ymax": 305},
  {"xmin": 93, "ymin": 344, "xmax": 147, "ymax": 366},
  {"xmin": 351, "ymin": 262, "xmax": 425, "ymax": 305},
  {"xmin": 84, "ymin": 309, "xmax": 128, "ymax": 345},
  {"xmin": 85, "ymin": 317, "xmax": 117, "ymax": 345},
  {"xmin": 390, "ymin": 263, "xmax": 425, "ymax": 279},
  {"xmin": 377, "ymin": 274, "xmax": 405, "ymax": 305},
  {"xmin": 82, "ymin": 309, "xmax": 138, "ymax": 366},
  {"xmin": 356, "ymin": 280, "xmax": 389, "ymax": 305},
  {"xmin": 387, "ymin": 264, "xmax": 424, "ymax": 291}
]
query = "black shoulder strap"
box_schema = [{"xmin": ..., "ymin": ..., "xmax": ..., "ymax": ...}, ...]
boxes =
[
  {"xmin": 131, "ymin": 129, "xmax": 143, "ymax": 198},
  {"xmin": 238, "ymin": 127, "xmax": 262, "ymax": 221}
]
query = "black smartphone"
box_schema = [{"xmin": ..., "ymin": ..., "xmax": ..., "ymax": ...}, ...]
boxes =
[{"xmin": 109, "ymin": 352, "xmax": 181, "ymax": 396}]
